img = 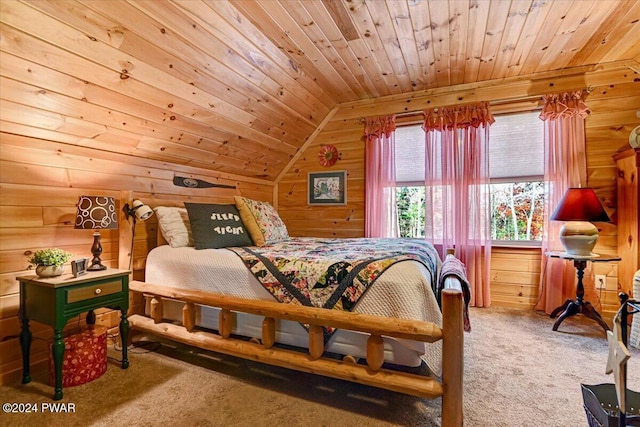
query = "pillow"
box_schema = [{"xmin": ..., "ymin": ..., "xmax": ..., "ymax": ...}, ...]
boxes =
[
  {"xmin": 184, "ymin": 203, "xmax": 253, "ymax": 249},
  {"xmin": 154, "ymin": 207, "xmax": 193, "ymax": 248},
  {"xmin": 234, "ymin": 196, "xmax": 289, "ymax": 246}
]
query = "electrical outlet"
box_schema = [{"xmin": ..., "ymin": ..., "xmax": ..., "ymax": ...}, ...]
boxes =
[{"xmin": 595, "ymin": 275, "xmax": 607, "ymax": 289}]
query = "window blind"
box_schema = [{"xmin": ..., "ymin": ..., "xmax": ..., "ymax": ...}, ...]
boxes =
[
  {"xmin": 395, "ymin": 124, "xmax": 426, "ymax": 184},
  {"xmin": 489, "ymin": 111, "xmax": 544, "ymax": 179},
  {"xmin": 394, "ymin": 111, "xmax": 543, "ymax": 183}
]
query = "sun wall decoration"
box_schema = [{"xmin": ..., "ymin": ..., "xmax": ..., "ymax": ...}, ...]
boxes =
[{"xmin": 318, "ymin": 144, "xmax": 339, "ymax": 167}]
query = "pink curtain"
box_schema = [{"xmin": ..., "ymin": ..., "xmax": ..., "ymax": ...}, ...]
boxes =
[
  {"xmin": 422, "ymin": 102, "xmax": 494, "ymax": 307},
  {"xmin": 536, "ymin": 90, "xmax": 591, "ymax": 313},
  {"xmin": 364, "ymin": 115, "xmax": 398, "ymax": 238}
]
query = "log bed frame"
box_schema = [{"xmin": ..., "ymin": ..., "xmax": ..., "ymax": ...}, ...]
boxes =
[{"xmin": 120, "ymin": 199, "xmax": 465, "ymax": 427}]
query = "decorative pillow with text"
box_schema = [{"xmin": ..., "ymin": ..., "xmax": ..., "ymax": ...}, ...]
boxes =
[{"xmin": 184, "ymin": 203, "xmax": 253, "ymax": 249}]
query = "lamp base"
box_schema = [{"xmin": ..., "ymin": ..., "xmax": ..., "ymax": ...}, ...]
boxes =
[
  {"xmin": 87, "ymin": 263, "xmax": 107, "ymax": 271},
  {"xmin": 559, "ymin": 221, "xmax": 599, "ymax": 256},
  {"xmin": 87, "ymin": 231, "xmax": 107, "ymax": 271}
]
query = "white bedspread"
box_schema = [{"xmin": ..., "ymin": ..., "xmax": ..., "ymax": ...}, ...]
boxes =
[{"xmin": 145, "ymin": 245, "xmax": 444, "ymax": 373}]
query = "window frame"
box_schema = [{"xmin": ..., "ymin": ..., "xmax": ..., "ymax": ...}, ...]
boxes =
[
  {"xmin": 488, "ymin": 109, "xmax": 544, "ymax": 247},
  {"xmin": 392, "ymin": 109, "xmax": 545, "ymax": 246}
]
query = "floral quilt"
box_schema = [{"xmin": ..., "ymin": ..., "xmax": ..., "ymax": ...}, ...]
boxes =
[{"xmin": 228, "ymin": 237, "xmax": 440, "ymax": 341}]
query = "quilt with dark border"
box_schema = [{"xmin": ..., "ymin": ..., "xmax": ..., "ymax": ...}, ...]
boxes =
[{"xmin": 228, "ymin": 237, "xmax": 440, "ymax": 342}]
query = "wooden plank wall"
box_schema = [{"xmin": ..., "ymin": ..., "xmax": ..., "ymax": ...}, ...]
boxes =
[
  {"xmin": 0, "ymin": 66, "xmax": 637, "ymax": 384},
  {"xmin": 0, "ymin": 137, "xmax": 273, "ymax": 384},
  {"xmin": 277, "ymin": 64, "xmax": 640, "ymax": 316}
]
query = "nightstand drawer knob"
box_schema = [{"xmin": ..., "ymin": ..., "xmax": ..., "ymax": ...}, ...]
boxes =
[{"xmin": 95, "ymin": 288, "xmax": 102, "ymax": 295}]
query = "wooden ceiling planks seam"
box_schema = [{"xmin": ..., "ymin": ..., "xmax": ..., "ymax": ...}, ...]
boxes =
[
  {"xmin": 475, "ymin": 0, "xmax": 512, "ymax": 83},
  {"xmin": 357, "ymin": 0, "xmax": 412, "ymax": 93},
  {"xmin": 389, "ymin": 0, "xmax": 425, "ymax": 88},
  {"xmin": 594, "ymin": 0, "xmax": 640, "ymax": 64},
  {"xmin": 1, "ymin": 0, "xmax": 299, "ymax": 179},
  {"xmin": 488, "ymin": 0, "xmax": 531, "ymax": 82},
  {"xmin": 300, "ymin": 0, "xmax": 397, "ymax": 97},
  {"xmin": 160, "ymin": 1, "xmax": 332, "ymax": 118},
  {"xmin": 443, "ymin": 0, "xmax": 471, "ymax": 87},
  {"xmin": 0, "ymin": 52, "xmax": 281, "ymax": 175},
  {"xmin": 424, "ymin": 0, "xmax": 454, "ymax": 87},
  {"xmin": 544, "ymin": 0, "xmax": 616, "ymax": 71},
  {"xmin": 89, "ymin": 1, "xmax": 316, "ymax": 141},
  {"xmin": 3, "ymin": 3, "xmax": 288, "ymax": 142},
  {"xmin": 230, "ymin": 0, "xmax": 365, "ymax": 101},
  {"xmin": 504, "ymin": 0, "xmax": 552, "ymax": 78},
  {"xmin": 78, "ymin": 0, "xmax": 320, "ymax": 142},
  {"xmin": 0, "ymin": 0, "xmax": 638, "ymax": 182},
  {"xmin": 407, "ymin": 0, "xmax": 439, "ymax": 89},
  {"xmin": 3, "ymin": 2, "xmax": 254, "ymax": 125}
]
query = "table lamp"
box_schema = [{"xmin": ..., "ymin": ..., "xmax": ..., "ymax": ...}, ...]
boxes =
[
  {"xmin": 550, "ymin": 187, "xmax": 610, "ymax": 256},
  {"xmin": 75, "ymin": 196, "xmax": 118, "ymax": 271}
]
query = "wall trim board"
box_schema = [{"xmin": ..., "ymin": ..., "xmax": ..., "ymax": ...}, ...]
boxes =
[{"xmin": 332, "ymin": 60, "xmax": 639, "ymax": 121}]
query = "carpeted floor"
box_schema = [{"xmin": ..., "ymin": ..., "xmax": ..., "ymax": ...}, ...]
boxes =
[{"xmin": 1, "ymin": 306, "xmax": 638, "ymax": 427}]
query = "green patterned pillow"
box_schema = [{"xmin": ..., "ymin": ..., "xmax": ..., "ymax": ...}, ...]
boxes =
[{"xmin": 234, "ymin": 196, "xmax": 289, "ymax": 246}]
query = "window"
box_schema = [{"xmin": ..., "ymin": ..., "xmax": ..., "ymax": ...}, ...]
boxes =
[
  {"xmin": 488, "ymin": 111, "xmax": 544, "ymax": 243},
  {"xmin": 394, "ymin": 111, "xmax": 544, "ymax": 243},
  {"xmin": 395, "ymin": 125, "xmax": 426, "ymax": 238},
  {"xmin": 396, "ymin": 186, "xmax": 426, "ymax": 238}
]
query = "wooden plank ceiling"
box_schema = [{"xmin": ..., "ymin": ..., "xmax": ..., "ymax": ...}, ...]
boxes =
[{"xmin": 1, "ymin": 0, "xmax": 639, "ymax": 181}]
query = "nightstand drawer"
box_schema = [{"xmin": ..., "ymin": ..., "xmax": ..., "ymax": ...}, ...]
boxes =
[{"xmin": 67, "ymin": 280, "xmax": 122, "ymax": 303}]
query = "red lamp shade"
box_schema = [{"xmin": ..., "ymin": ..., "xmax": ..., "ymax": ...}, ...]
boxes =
[
  {"xmin": 550, "ymin": 188, "xmax": 610, "ymax": 256},
  {"xmin": 550, "ymin": 188, "xmax": 610, "ymax": 222}
]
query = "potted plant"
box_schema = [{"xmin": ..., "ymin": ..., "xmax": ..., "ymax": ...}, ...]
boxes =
[{"xmin": 28, "ymin": 248, "xmax": 73, "ymax": 278}]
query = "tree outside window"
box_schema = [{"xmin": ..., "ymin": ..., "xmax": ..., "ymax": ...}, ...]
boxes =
[
  {"xmin": 397, "ymin": 186, "xmax": 425, "ymax": 238},
  {"xmin": 490, "ymin": 182, "xmax": 544, "ymax": 241}
]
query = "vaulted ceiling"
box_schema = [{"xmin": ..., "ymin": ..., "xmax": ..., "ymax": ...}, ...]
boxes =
[{"xmin": 1, "ymin": 0, "xmax": 639, "ymax": 181}]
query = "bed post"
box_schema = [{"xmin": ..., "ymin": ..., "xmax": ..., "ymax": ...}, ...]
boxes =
[{"xmin": 441, "ymin": 288, "xmax": 464, "ymax": 427}]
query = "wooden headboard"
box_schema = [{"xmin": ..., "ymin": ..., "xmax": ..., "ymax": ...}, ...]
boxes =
[{"xmin": 119, "ymin": 178, "xmax": 274, "ymax": 279}]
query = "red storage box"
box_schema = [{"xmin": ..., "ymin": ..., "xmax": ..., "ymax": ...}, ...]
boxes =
[{"xmin": 49, "ymin": 325, "xmax": 108, "ymax": 387}]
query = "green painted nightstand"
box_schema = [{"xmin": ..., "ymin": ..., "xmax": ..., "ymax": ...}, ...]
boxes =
[{"xmin": 17, "ymin": 268, "xmax": 130, "ymax": 400}]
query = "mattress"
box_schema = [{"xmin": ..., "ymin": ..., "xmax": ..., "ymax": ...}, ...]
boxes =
[{"xmin": 144, "ymin": 243, "xmax": 445, "ymax": 372}]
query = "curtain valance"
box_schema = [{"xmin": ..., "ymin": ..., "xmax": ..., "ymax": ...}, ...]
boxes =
[
  {"xmin": 423, "ymin": 101, "xmax": 495, "ymax": 131},
  {"xmin": 539, "ymin": 90, "xmax": 590, "ymax": 121},
  {"xmin": 364, "ymin": 115, "xmax": 397, "ymax": 140}
]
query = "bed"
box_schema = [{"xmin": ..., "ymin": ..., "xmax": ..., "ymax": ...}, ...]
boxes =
[{"xmin": 124, "ymin": 198, "xmax": 468, "ymax": 426}]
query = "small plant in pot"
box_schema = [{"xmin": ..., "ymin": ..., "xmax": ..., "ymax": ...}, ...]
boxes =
[{"xmin": 28, "ymin": 248, "xmax": 73, "ymax": 278}]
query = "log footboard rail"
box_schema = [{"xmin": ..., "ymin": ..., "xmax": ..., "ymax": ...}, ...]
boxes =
[{"xmin": 128, "ymin": 281, "xmax": 464, "ymax": 427}]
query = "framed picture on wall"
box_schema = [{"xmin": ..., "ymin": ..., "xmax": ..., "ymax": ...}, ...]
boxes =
[{"xmin": 308, "ymin": 170, "xmax": 347, "ymax": 205}]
